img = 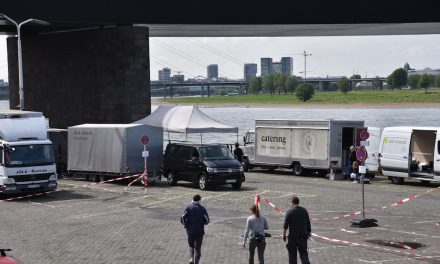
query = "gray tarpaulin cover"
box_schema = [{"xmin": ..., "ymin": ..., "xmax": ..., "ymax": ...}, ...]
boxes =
[
  {"xmin": 134, "ymin": 105, "xmax": 238, "ymax": 133},
  {"xmin": 68, "ymin": 124, "xmax": 163, "ymax": 174}
]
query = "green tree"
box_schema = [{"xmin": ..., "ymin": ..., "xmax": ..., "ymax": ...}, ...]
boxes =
[
  {"xmin": 350, "ymin": 74, "xmax": 361, "ymax": 90},
  {"xmin": 338, "ymin": 77, "xmax": 350, "ymax": 96},
  {"xmin": 389, "ymin": 68, "xmax": 408, "ymax": 89},
  {"xmin": 285, "ymin": 75, "xmax": 298, "ymax": 94},
  {"xmin": 386, "ymin": 75, "xmax": 393, "ymax": 90},
  {"xmin": 295, "ymin": 83, "xmax": 314, "ymax": 102},
  {"xmin": 372, "ymin": 76, "xmax": 382, "ymax": 90},
  {"xmin": 248, "ymin": 77, "xmax": 262, "ymax": 94},
  {"xmin": 274, "ymin": 73, "xmax": 287, "ymax": 95},
  {"xmin": 418, "ymin": 74, "xmax": 430, "ymax": 95},
  {"xmin": 262, "ymin": 74, "xmax": 275, "ymax": 95},
  {"xmin": 435, "ymin": 75, "xmax": 440, "ymax": 88},
  {"xmin": 407, "ymin": 74, "xmax": 421, "ymax": 89}
]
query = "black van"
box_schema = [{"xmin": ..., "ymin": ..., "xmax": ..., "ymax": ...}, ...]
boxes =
[{"xmin": 163, "ymin": 143, "xmax": 245, "ymax": 190}]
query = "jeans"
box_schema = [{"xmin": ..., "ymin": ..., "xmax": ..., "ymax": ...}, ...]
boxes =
[
  {"xmin": 188, "ymin": 235, "xmax": 203, "ymax": 264},
  {"xmin": 287, "ymin": 237, "xmax": 310, "ymax": 264},
  {"xmin": 249, "ymin": 238, "xmax": 266, "ymax": 264}
]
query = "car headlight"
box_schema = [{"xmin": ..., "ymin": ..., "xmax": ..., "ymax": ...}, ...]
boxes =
[
  {"xmin": 206, "ymin": 167, "xmax": 214, "ymax": 173},
  {"xmin": 3, "ymin": 177, "xmax": 15, "ymax": 184},
  {"xmin": 239, "ymin": 166, "xmax": 244, "ymax": 172},
  {"xmin": 49, "ymin": 174, "xmax": 58, "ymax": 181}
]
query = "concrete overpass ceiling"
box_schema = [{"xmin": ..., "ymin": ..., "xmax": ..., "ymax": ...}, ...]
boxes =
[
  {"xmin": 143, "ymin": 23, "xmax": 440, "ymax": 37},
  {"xmin": 1, "ymin": 0, "xmax": 440, "ymax": 36}
]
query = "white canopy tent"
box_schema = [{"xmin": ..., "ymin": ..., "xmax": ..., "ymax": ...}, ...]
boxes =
[{"xmin": 134, "ymin": 105, "xmax": 238, "ymax": 142}]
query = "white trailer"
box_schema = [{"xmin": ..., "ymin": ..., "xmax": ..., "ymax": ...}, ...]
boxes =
[
  {"xmin": 0, "ymin": 110, "xmax": 57, "ymax": 194},
  {"xmin": 379, "ymin": 126, "xmax": 440, "ymax": 184},
  {"xmin": 242, "ymin": 119, "xmax": 365, "ymax": 175},
  {"xmin": 68, "ymin": 124, "xmax": 163, "ymax": 183}
]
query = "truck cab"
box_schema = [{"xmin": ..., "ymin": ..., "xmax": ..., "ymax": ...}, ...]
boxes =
[
  {"xmin": 242, "ymin": 130, "xmax": 255, "ymax": 171},
  {"xmin": 0, "ymin": 111, "xmax": 57, "ymax": 194}
]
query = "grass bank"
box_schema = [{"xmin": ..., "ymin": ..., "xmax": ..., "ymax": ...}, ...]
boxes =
[{"xmin": 158, "ymin": 88, "xmax": 440, "ymax": 106}]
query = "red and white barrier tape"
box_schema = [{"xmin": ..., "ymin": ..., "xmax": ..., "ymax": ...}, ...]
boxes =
[
  {"xmin": 259, "ymin": 193, "xmax": 437, "ymax": 260},
  {"xmin": 2, "ymin": 174, "xmax": 142, "ymax": 202},
  {"xmin": 303, "ymin": 187, "xmax": 437, "ymax": 221}
]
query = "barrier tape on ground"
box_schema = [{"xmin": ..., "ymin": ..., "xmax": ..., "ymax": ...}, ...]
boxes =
[
  {"xmin": 123, "ymin": 174, "xmax": 145, "ymax": 192},
  {"xmin": 2, "ymin": 174, "xmax": 142, "ymax": 202},
  {"xmin": 258, "ymin": 193, "xmax": 437, "ymax": 261}
]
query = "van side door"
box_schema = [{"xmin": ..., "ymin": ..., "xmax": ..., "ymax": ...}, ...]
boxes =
[
  {"xmin": 380, "ymin": 133, "xmax": 411, "ymax": 178},
  {"xmin": 434, "ymin": 132, "xmax": 440, "ymax": 177}
]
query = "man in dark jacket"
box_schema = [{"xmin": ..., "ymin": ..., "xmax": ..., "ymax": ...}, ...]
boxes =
[
  {"xmin": 234, "ymin": 142, "xmax": 244, "ymax": 163},
  {"xmin": 283, "ymin": 196, "xmax": 311, "ymax": 264},
  {"xmin": 181, "ymin": 194, "xmax": 210, "ymax": 264}
]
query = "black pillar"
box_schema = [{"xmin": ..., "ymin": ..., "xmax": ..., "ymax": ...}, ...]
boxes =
[{"xmin": 7, "ymin": 26, "xmax": 150, "ymax": 128}]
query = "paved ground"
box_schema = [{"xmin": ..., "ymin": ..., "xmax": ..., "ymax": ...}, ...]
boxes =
[{"xmin": 1, "ymin": 171, "xmax": 440, "ymax": 264}]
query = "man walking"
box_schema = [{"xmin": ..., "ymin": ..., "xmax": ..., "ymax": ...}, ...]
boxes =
[
  {"xmin": 181, "ymin": 194, "xmax": 210, "ymax": 264},
  {"xmin": 283, "ymin": 196, "xmax": 311, "ymax": 264},
  {"xmin": 234, "ymin": 142, "xmax": 244, "ymax": 163}
]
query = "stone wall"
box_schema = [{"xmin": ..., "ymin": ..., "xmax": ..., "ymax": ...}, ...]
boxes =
[{"xmin": 7, "ymin": 26, "xmax": 150, "ymax": 128}]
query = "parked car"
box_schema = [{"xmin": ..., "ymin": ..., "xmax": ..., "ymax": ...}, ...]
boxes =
[
  {"xmin": 0, "ymin": 249, "xmax": 22, "ymax": 264},
  {"xmin": 163, "ymin": 142, "xmax": 245, "ymax": 190}
]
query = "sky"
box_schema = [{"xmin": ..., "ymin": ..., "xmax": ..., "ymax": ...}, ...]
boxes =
[{"xmin": 1, "ymin": 34, "xmax": 440, "ymax": 82}]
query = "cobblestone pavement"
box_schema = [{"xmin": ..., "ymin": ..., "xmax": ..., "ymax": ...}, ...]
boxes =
[{"xmin": 1, "ymin": 171, "xmax": 440, "ymax": 264}]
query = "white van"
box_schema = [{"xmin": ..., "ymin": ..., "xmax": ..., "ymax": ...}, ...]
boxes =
[
  {"xmin": 378, "ymin": 127, "xmax": 440, "ymax": 184},
  {"xmin": 364, "ymin": 127, "xmax": 381, "ymax": 176}
]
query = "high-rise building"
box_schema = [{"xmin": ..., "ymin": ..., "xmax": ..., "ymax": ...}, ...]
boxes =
[
  {"xmin": 281, "ymin": 57, "xmax": 293, "ymax": 76},
  {"xmin": 260, "ymin": 58, "xmax": 273, "ymax": 76},
  {"xmin": 207, "ymin": 64, "xmax": 218, "ymax": 80},
  {"xmin": 158, "ymin": 67, "xmax": 171, "ymax": 83},
  {"xmin": 171, "ymin": 74, "xmax": 185, "ymax": 83},
  {"xmin": 272, "ymin": 62, "xmax": 282, "ymax": 73},
  {"xmin": 243, "ymin": 63, "xmax": 257, "ymax": 82}
]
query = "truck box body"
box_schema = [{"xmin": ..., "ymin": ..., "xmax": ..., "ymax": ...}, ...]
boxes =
[
  {"xmin": 0, "ymin": 110, "xmax": 57, "ymax": 194},
  {"xmin": 379, "ymin": 126, "xmax": 440, "ymax": 183},
  {"xmin": 68, "ymin": 124, "xmax": 163, "ymax": 180},
  {"xmin": 244, "ymin": 119, "xmax": 365, "ymax": 173}
]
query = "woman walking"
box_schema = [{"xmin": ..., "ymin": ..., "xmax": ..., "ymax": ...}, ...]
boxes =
[{"xmin": 243, "ymin": 205, "xmax": 269, "ymax": 264}]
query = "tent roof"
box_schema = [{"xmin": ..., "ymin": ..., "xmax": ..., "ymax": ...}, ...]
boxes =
[{"xmin": 134, "ymin": 105, "xmax": 238, "ymax": 134}]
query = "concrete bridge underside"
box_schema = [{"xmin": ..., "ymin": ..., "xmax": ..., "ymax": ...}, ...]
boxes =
[{"xmin": 2, "ymin": 0, "xmax": 440, "ymax": 127}]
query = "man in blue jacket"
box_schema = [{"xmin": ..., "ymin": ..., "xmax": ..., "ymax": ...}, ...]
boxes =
[{"xmin": 181, "ymin": 194, "xmax": 210, "ymax": 264}]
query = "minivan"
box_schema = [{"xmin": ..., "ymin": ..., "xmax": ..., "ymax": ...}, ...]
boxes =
[{"xmin": 163, "ymin": 143, "xmax": 245, "ymax": 190}]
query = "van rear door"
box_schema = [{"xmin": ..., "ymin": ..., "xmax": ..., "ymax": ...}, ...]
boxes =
[
  {"xmin": 380, "ymin": 130, "xmax": 411, "ymax": 178},
  {"xmin": 365, "ymin": 127, "xmax": 381, "ymax": 173},
  {"xmin": 434, "ymin": 132, "xmax": 440, "ymax": 177}
]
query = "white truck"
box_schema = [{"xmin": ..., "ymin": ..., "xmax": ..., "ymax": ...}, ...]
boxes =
[
  {"xmin": 379, "ymin": 126, "xmax": 440, "ymax": 184},
  {"xmin": 0, "ymin": 110, "xmax": 57, "ymax": 194},
  {"xmin": 242, "ymin": 119, "xmax": 365, "ymax": 176},
  {"xmin": 67, "ymin": 124, "xmax": 163, "ymax": 183}
]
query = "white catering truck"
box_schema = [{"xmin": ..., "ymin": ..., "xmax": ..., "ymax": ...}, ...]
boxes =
[
  {"xmin": 67, "ymin": 124, "xmax": 163, "ymax": 183},
  {"xmin": 242, "ymin": 119, "xmax": 365, "ymax": 175},
  {"xmin": 379, "ymin": 126, "xmax": 440, "ymax": 184},
  {"xmin": 0, "ymin": 110, "xmax": 57, "ymax": 194}
]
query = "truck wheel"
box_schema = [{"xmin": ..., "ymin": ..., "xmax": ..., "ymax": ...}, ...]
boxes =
[
  {"xmin": 167, "ymin": 171, "xmax": 177, "ymax": 186},
  {"xmin": 243, "ymin": 158, "xmax": 252, "ymax": 172},
  {"xmin": 390, "ymin": 176, "xmax": 404, "ymax": 184},
  {"xmin": 99, "ymin": 175, "xmax": 107, "ymax": 182},
  {"xmin": 232, "ymin": 181, "xmax": 242, "ymax": 189},
  {"xmin": 198, "ymin": 174, "xmax": 209, "ymax": 190},
  {"xmin": 292, "ymin": 163, "xmax": 303, "ymax": 176},
  {"xmin": 90, "ymin": 174, "xmax": 99, "ymax": 182}
]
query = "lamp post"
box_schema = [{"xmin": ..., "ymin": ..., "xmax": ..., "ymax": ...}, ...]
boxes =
[{"xmin": 0, "ymin": 14, "xmax": 49, "ymax": 110}]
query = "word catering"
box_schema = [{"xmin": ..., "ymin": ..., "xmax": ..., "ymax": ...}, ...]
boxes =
[{"xmin": 261, "ymin": 135, "xmax": 287, "ymax": 145}]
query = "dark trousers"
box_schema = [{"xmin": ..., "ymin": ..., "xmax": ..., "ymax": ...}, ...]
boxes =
[
  {"xmin": 188, "ymin": 235, "xmax": 203, "ymax": 264},
  {"xmin": 287, "ymin": 237, "xmax": 310, "ymax": 264},
  {"xmin": 249, "ymin": 238, "xmax": 266, "ymax": 264}
]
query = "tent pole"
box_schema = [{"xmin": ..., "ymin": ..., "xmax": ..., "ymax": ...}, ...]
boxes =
[
  {"xmin": 186, "ymin": 133, "xmax": 188, "ymax": 142},
  {"xmin": 236, "ymin": 132, "xmax": 239, "ymax": 143}
]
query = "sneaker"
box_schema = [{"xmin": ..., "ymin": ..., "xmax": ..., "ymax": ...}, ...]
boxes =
[{"xmin": 189, "ymin": 258, "xmax": 194, "ymax": 264}]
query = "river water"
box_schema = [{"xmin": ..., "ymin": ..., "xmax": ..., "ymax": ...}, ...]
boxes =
[{"xmin": 2, "ymin": 100, "xmax": 439, "ymax": 144}]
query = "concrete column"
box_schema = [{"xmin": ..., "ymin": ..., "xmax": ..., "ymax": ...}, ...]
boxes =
[{"xmin": 7, "ymin": 26, "xmax": 150, "ymax": 128}]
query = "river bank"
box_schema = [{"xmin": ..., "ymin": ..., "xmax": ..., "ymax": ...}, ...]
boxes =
[{"xmin": 153, "ymin": 98, "xmax": 440, "ymax": 109}]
